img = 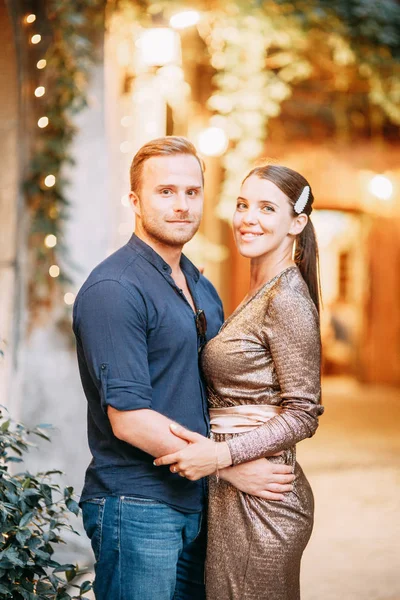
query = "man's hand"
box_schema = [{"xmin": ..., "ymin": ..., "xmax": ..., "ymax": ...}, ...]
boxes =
[
  {"xmin": 220, "ymin": 459, "xmax": 295, "ymax": 501},
  {"xmin": 154, "ymin": 424, "xmax": 232, "ymax": 480}
]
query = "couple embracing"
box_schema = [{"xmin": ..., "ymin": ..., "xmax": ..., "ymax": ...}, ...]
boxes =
[{"xmin": 73, "ymin": 136, "xmax": 324, "ymax": 600}]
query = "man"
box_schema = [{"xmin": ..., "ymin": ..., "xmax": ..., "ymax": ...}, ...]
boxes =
[{"xmin": 73, "ymin": 136, "xmax": 295, "ymax": 600}]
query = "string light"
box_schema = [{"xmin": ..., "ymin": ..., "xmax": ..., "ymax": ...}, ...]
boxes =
[
  {"xmin": 64, "ymin": 292, "xmax": 75, "ymax": 305},
  {"xmin": 44, "ymin": 175, "xmax": 56, "ymax": 187},
  {"xmin": 36, "ymin": 59, "xmax": 46, "ymax": 69},
  {"xmin": 49, "ymin": 265, "xmax": 60, "ymax": 278},
  {"xmin": 34, "ymin": 86, "xmax": 45, "ymax": 97},
  {"xmin": 25, "ymin": 14, "xmax": 36, "ymax": 24},
  {"xmin": 44, "ymin": 234, "xmax": 57, "ymax": 248},
  {"xmin": 31, "ymin": 34, "xmax": 41, "ymax": 44},
  {"xmin": 38, "ymin": 116, "xmax": 49, "ymax": 128}
]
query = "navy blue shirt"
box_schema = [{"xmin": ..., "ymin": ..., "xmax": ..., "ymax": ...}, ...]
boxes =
[{"xmin": 73, "ymin": 234, "xmax": 224, "ymax": 513}]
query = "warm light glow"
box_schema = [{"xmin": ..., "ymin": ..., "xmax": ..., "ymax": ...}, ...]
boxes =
[
  {"xmin": 64, "ymin": 292, "xmax": 75, "ymax": 305},
  {"xmin": 26, "ymin": 14, "xmax": 36, "ymax": 24},
  {"xmin": 34, "ymin": 86, "xmax": 45, "ymax": 97},
  {"xmin": 31, "ymin": 34, "xmax": 41, "ymax": 44},
  {"xmin": 37, "ymin": 59, "xmax": 47, "ymax": 69},
  {"xmin": 121, "ymin": 116, "xmax": 134, "ymax": 127},
  {"xmin": 38, "ymin": 116, "xmax": 49, "ymax": 128},
  {"xmin": 49, "ymin": 265, "xmax": 60, "ymax": 278},
  {"xmin": 368, "ymin": 174, "xmax": 393, "ymax": 201},
  {"xmin": 44, "ymin": 234, "xmax": 57, "ymax": 248},
  {"xmin": 44, "ymin": 175, "xmax": 56, "ymax": 187},
  {"xmin": 136, "ymin": 28, "xmax": 181, "ymax": 67},
  {"xmin": 198, "ymin": 127, "xmax": 229, "ymax": 157},
  {"xmin": 120, "ymin": 141, "xmax": 132, "ymax": 153},
  {"xmin": 121, "ymin": 194, "xmax": 130, "ymax": 207},
  {"xmin": 170, "ymin": 10, "xmax": 200, "ymax": 29}
]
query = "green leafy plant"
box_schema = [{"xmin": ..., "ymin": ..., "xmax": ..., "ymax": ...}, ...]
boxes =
[{"xmin": 0, "ymin": 408, "xmax": 92, "ymax": 599}]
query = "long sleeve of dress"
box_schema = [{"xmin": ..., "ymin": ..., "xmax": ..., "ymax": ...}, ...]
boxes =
[{"xmin": 226, "ymin": 282, "xmax": 324, "ymax": 465}]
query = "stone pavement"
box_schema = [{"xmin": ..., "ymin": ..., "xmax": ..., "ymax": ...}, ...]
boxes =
[{"xmin": 299, "ymin": 377, "xmax": 400, "ymax": 600}]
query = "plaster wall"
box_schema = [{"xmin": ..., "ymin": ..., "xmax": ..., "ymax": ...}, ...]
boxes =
[{"xmin": 20, "ymin": 62, "xmax": 110, "ymax": 560}]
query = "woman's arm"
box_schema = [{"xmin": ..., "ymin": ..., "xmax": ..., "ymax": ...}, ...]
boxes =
[{"xmin": 227, "ymin": 284, "xmax": 323, "ymax": 465}]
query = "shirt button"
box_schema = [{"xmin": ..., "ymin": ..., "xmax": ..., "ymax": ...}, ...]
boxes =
[
  {"xmin": 162, "ymin": 265, "xmax": 169, "ymax": 271},
  {"xmin": 101, "ymin": 364, "xmax": 107, "ymax": 370}
]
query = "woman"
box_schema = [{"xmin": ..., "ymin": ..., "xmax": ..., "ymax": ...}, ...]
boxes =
[{"xmin": 155, "ymin": 165, "xmax": 324, "ymax": 600}]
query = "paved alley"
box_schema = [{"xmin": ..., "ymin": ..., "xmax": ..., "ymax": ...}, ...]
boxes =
[{"xmin": 299, "ymin": 377, "xmax": 400, "ymax": 600}]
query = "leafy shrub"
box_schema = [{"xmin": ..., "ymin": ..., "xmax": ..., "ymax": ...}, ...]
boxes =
[{"xmin": 0, "ymin": 408, "xmax": 92, "ymax": 599}]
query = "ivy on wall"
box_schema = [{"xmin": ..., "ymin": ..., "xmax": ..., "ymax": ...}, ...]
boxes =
[
  {"xmin": 23, "ymin": 0, "xmax": 105, "ymax": 322},
  {"xmin": 22, "ymin": 0, "xmax": 400, "ymax": 321}
]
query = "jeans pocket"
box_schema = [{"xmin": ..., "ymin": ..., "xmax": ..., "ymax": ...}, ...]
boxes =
[
  {"xmin": 121, "ymin": 495, "xmax": 163, "ymax": 506},
  {"xmin": 82, "ymin": 498, "xmax": 106, "ymax": 560}
]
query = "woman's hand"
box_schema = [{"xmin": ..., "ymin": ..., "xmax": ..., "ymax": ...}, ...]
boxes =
[{"xmin": 153, "ymin": 423, "xmax": 232, "ymax": 480}]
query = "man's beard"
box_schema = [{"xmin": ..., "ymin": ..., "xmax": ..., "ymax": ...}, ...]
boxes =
[{"xmin": 140, "ymin": 212, "xmax": 201, "ymax": 247}]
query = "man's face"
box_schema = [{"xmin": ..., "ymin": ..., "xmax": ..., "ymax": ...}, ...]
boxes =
[{"xmin": 131, "ymin": 154, "xmax": 204, "ymax": 248}]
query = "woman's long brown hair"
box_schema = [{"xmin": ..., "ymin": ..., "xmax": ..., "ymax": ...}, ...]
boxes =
[{"xmin": 244, "ymin": 165, "xmax": 321, "ymax": 314}]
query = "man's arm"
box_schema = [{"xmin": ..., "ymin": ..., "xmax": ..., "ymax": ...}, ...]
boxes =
[
  {"xmin": 74, "ymin": 280, "xmax": 187, "ymax": 457},
  {"xmin": 220, "ymin": 460, "xmax": 295, "ymax": 501},
  {"xmin": 108, "ymin": 407, "xmax": 188, "ymax": 456}
]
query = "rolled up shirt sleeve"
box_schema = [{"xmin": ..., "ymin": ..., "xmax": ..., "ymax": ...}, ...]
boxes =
[{"xmin": 73, "ymin": 279, "xmax": 152, "ymax": 412}]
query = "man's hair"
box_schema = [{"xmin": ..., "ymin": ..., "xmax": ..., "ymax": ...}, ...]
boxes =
[{"xmin": 130, "ymin": 136, "xmax": 204, "ymax": 194}]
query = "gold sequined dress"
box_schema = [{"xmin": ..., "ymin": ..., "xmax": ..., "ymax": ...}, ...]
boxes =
[{"xmin": 201, "ymin": 266, "xmax": 324, "ymax": 600}]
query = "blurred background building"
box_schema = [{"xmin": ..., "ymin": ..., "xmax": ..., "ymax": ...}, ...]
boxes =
[{"xmin": 1, "ymin": 1, "xmax": 399, "ymax": 598}]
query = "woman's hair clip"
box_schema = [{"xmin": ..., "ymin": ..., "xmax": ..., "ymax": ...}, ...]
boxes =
[{"xmin": 294, "ymin": 186, "xmax": 310, "ymax": 214}]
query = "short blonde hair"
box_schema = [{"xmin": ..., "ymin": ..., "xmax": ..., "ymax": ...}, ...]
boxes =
[{"xmin": 130, "ymin": 136, "xmax": 204, "ymax": 194}]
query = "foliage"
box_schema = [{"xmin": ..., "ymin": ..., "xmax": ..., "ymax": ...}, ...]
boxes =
[
  {"xmin": 0, "ymin": 408, "xmax": 92, "ymax": 599},
  {"xmin": 24, "ymin": 0, "xmax": 105, "ymax": 322}
]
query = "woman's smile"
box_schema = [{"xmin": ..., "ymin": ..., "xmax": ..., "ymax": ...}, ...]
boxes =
[{"xmin": 239, "ymin": 230, "xmax": 264, "ymax": 241}]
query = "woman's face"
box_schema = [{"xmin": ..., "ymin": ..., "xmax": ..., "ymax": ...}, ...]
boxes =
[{"xmin": 233, "ymin": 175, "xmax": 302, "ymax": 260}]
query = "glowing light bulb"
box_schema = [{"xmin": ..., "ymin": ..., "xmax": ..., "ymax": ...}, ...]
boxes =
[
  {"xmin": 26, "ymin": 14, "xmax": 36, "ymax": 23},
  {"xmin": 38, "ymin": 116, "xmax": 49, "ymax": 128},
  {"xmin": 44, "ymin": 175, "xmax": 56, "ymax": 187},
  {"xmin": 44, "ymin": 234, "xmax": 57, "ymax": 248},
  {"xmin": 136, "ymin": 28, "xmax": 181, "ymax": 67},
  {"xmin": 198, "ymin": 127, "xmax": 229, "ymax": 157},
  {"xmin": 368, "ymin": 175, "xmax": 393, "ymax": 201},
  {"xmin": 31, "ymin": 34, "xmax": 41, "ymax": 44},
  {"xmin": 49, "ymin": 265, "xmax": 60, "ymax": 278},
  {"xmin": 37, "ymin": 59, "xmax": 47, "ymax": 69},
  {"xmin": 170, "ymin": 10, "xmax": 200, "ymax": 29},
  {"xmin": 34, "ymin": 86, "xmax": 45, "ymax": 97},
  {"xmin": 64, "ymin": 292, "xmax": 75, "ymax": 305}
]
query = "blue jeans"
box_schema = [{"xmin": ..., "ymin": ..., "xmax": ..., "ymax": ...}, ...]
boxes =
[{"xmin": 81, "ymin": 496, "xmax": 206, "ymax": 600}]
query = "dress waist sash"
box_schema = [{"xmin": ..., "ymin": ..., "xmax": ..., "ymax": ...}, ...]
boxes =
[{"xmin": 209, "ymin": 404, "xmax": 282, "ymax": 434}]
